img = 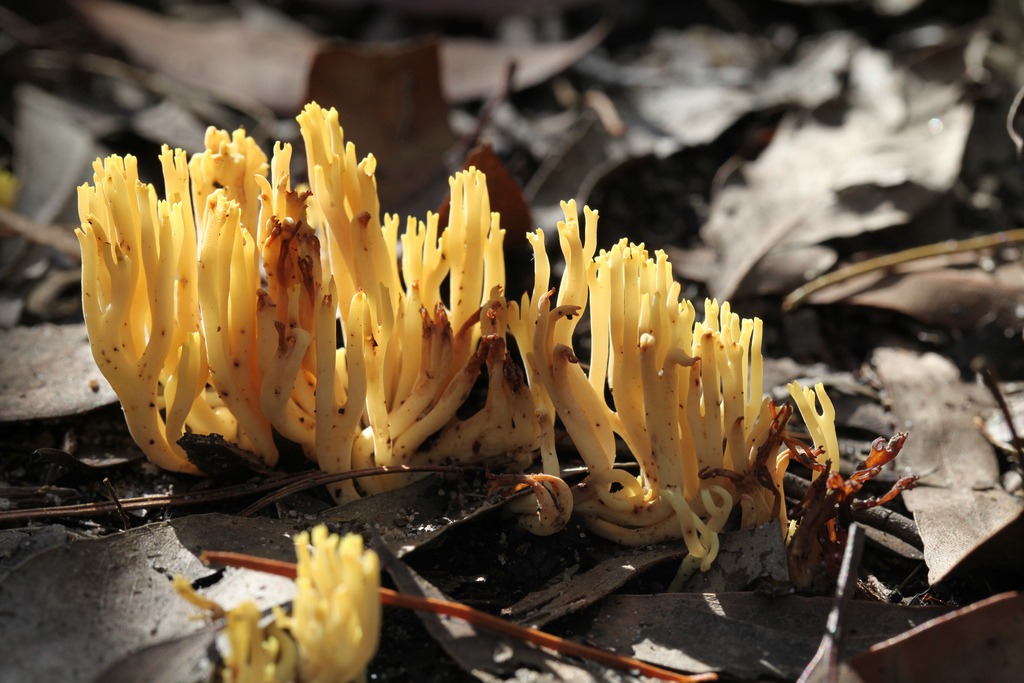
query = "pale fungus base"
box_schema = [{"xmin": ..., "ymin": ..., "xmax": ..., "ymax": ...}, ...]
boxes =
[{"xmin": 79, "ymin": 101, "xmax": 838, "ymax": 579}]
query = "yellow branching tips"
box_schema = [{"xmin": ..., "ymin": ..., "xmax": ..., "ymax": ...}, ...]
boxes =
[
  {"xmin": 174, "ymin": 526, "xmax": 379, "ymax": 683},
  {"xmin": 81, "ymin": 101, "xmax": 841, "ymax": 576},
  {"xmin": 278, "ymin": 527, "xmax": 381, "ymax": 683}
]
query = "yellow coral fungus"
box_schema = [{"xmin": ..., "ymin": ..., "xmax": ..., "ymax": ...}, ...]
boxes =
[
  {"xmin": 276, "ymin": 527, "xmax": 381, "ymax": 683},
  {"xmin": 79, "ymin": 103, "xmax": 541, "ymax": 500},
  {"xmin": 82, "ymin": 102, "xmax": 842, "ymax": 578},
  {"xmin": 174, "ymin": 526, "xmax": 377, "ymax": 683},
  {"xmin": 506, "ymin": 201, "xmax": 838, "ymax": 578}
]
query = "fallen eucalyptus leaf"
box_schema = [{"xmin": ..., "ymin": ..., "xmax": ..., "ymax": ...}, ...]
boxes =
[
  {"xmin": 850, "ymin": 591, "xmax": 1024, "ymax": 683},
  {"xmin": 0, "ymin": 514, "xmax": 300, "ymax": 682},
  {"xmin": 805, "ymin": 255, "xmax": 1024, "ymax": 329},
  {"xmin": 90, "ymin": 626, "xmax": 219, "ymax": 683},
  {"xmin": 0, "ymin": 524, "xmax": 75, "ymax": 583},
  {"xmin": 315, "ymin": 474, "xmax": 514, "ymax": 558},
  {"xmin": 628, "ymin": 29, "xmax": 854, "ymax": 149},
  {"xmin": 440, "ymin": 22, "xmax": 610, "ymax": 103},
  {"xmin": 15, "ymin": 84, "xmax": 108, "ymax": 225},
  {"xmin": 305, "ymin": 38, "xmax": 455, "ymax": 216},
  {"xmin": 378, "ymin": 538, "xmax": 645, "ymax": 682},
  {"xmin": 580, "ymin": 592, "xmax": 950, "ymax": 680},
  {"xmin": 872, "ymin": 347, "xmax": 1022, "ymax": 583},
  {"xmin": 702, "ymin": 40, "xmax": 973, "ymax": 300},
  {"xmin": 0, "ymin": 323, "xmax": 118, "ymax": 422},
  {"xmin": 684, "ymin": 521, "xmax": 789, "ymax": 593},
  {"xmin": 74, "ymin": 0, "xmax": 318, "ymax": 115},
  {"xmin": 506, "ymin": 542, "xmax": 688, "ymax": 628}
]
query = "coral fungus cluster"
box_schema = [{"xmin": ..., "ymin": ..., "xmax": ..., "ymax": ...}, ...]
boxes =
[
  {"xmin": 502, "ymin": 205, "xmax": 838, "ymax": 576},
  {"xmin": 78, "ymin": 103, "xmax": 537, "ymax": 504},
  {"xmin": 78, "ymin": 101, "xmax": 840, "ymax": 570}
]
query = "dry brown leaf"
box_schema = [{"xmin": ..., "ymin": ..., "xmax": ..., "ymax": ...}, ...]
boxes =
[
  {"xmin": 701, "ymin": 39, "xmax": 972, "ymax": 300},
  {"xmin": 372, "ymin": 0, "xmax": 608, "ymax": 19},
  {"xmin": 15, "ymin": 84, "xmax": 108, "ymax": 225},
  {"xmin": 850, "ymin": 591, "xmax": 1024, "ymax": 683},
  {"xmin": 75, "ymin": 0, "xmax": 607, "ymax": 113},
  {"xmin": 306, "ymin": 39, "xmax": 456, "ymax": 215},
  {"xmin": 807, "ymin": 257, "xmax": 1024, "ymax": 329},
  {"xmin": 377, "ymin": 538, "xmax": 642, "ymax": 682},
  {"xmin": 314, "ymin": 475, "xmax": 513, "ymax": 558},
  {"xmin": 872, "ymin": 347, "xmax": 1022, "ymax": 583},
  {"xmin": 435, "ymin": 142, "xmax": 532, "ymax": 247},
  {"xmin": 73, "ymin": 0, "xmax": 319, "ymax": 114},
  {"xmin": 0, "ymin": 514, "xmax": 299, "ymax": 682},
  {"xmin": 780, "ymin": 0, "xmax": 925, "ymax": 15},
  {"xmin": 626, "ymin": 29, "xmax": 855, "ymax": 149},
  {"xmin": 684, "ymin": 521, "xmax": 789, "ymax": 593},
  {"xmin": 505, "ymin": 543, "xmax": 687, "ymax": 628},
  {"xmin": 579, "ymin": 592, "xmax": 950, "ymax": 680},
  {"xmin": 942, "ymin": 506, "xmax": 1024, "ymax": 578},
  {"xmin": 440, "ymin": 22, "xmax": 610, "ymax": 103},
  {"xmin": 0, "ymin": 323, "xmax": 117, "ymax": 421}
]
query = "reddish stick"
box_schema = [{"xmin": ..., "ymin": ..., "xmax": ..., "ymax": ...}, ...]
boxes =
[{"xmin": 202, "ymin": 550, "xmax": 716, "ymax": 683}]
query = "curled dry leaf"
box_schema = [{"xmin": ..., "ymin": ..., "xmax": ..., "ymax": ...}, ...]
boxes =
[{"xmin": 803, "ymin": 254, "xmax": 1024, "ymax": 330}]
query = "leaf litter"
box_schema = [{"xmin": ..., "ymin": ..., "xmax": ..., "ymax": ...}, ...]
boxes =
[{"xmin": 2, "ymin": 1, "xmax": 1024, "ymax": 682}]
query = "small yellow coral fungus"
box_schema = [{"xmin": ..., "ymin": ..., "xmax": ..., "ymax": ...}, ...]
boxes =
[
  {"xmin": 276, "ymin": 527, "xmax": 381, "ymax": 683},
  {"xmin": 174, "ymin": 526, "xmax": 379, "ymax": 683}
]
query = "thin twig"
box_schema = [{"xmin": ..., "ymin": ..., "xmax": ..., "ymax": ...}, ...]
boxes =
[
  {"xmin": 797, "ymin": 523, "xmax": 865, "ymax": 683},
  {"xmin": 1007, "ymin": 82, "xmax": 1024, "ymax": 160},
  {"xmin": 782, "ymin": 228, "xmax": 1024, "ymax": 311},
  {"xmin": 977, "ymin": 364, "xmax": 1024, "ymax": 477},
  {"xmin": 0, "ymin": 464, "xmax": 474, "ymax": 524},
  {"xmin": 201, "ymin": 551, "xmax": 716, "ymax": 683},
  {"xmin": 102, "ymin": 477, "xmax": 131, "ymax": 530}
]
